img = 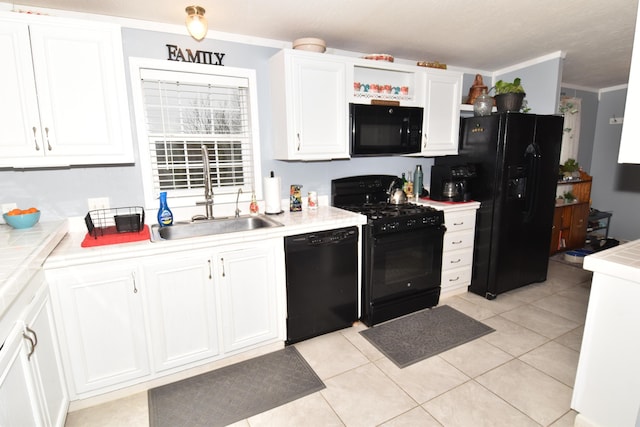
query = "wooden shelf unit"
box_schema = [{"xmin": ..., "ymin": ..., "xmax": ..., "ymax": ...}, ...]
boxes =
[{"xmin": 550, "ymin": 171, "xmax": 592, "ymax": 255}]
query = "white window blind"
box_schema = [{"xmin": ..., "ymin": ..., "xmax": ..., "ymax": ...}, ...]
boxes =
[{"xmin": 139, "ymin": 69, "xmax": 255, "ymax": 199}]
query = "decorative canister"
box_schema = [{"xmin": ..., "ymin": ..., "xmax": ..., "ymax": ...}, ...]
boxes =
[
  {"xmin": 308, "ymin": 191, "xmax": 318, "ymax": 210},
  {"xmin": 290, "ymin": 185, "xmax": 303, "ymax": 211},
  {"xmin": 473, "ymin": 89, "xmax": 494, "ymax": 116}
]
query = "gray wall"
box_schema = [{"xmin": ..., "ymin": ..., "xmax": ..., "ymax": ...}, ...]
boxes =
[
  {"xmin": 0, "ymin": 28, "xmax": 430, "ymax": 221},
  {"xmin": 559, "ymin": 87, "xmax": 599, "ymax": 173},
  {"xmin": 589, "ymin": 88, "xmax": 640, "ymax": 241},
  {"xmin": 496, "ymin": 57, "xmax": 563, "ymax": 115}
]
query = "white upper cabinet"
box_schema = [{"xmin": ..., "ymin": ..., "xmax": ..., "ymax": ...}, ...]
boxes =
[
  {"xmin": 269, "ymin": 50, "xmax": 349, "ymax": 160},
  {"xmin": 419, "ymin": 70, "xmax": 462, "ymax": 156},
  {"xmin": 619, "ymin": 4, "xmax": 640, "ymax": 163},
  {"xmin": 0, "ymin": 14, "xmax": 133, "ymax": 168},
  {"xmin": 269, "ymin": 49, "xmax": 463, "ymax": 160}
]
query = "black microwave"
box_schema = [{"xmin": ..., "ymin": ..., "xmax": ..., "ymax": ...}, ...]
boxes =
[{"xmin": 350, "ymin": 103, "xmax": 424, "ymax": 156}]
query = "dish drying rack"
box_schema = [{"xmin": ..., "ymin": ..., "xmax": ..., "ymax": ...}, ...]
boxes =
[{"xmin": 84, "ymin": 206, "xmax": 145, "ymax": 239}]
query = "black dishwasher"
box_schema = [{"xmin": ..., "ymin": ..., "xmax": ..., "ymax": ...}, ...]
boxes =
[{"xmin": 285, "ymin": 226, "xmax": 359, "ymax": 344}]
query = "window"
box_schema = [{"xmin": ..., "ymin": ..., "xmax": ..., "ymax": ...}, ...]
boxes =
[{"xmin": 129, "ymin": 59, "xmax": 262, "ymax": 209}]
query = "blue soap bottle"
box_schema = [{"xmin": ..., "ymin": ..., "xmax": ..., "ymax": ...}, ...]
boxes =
[{"xmin": 157, "ymin": 191, "xmax": 173, "ymax": 226}]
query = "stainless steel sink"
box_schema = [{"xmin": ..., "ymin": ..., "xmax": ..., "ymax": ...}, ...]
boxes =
[{"xmin": 150, "ymin": 215, "xmax": 283, "ymax": 241}]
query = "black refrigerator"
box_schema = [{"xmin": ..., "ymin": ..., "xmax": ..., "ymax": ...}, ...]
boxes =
[{"xmin": 435, "ymin": 112, "xmax": 563, "ymax": 299}]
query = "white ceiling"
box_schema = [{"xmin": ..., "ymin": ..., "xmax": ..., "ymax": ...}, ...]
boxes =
[{"xmin": 12, "ymin": 0, "xmax": 640, "ymax": 89}]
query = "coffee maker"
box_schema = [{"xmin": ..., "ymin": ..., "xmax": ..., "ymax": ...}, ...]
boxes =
[{"xmin": 430, "ymin": 164, "xmax": 477, "ymax": 202}]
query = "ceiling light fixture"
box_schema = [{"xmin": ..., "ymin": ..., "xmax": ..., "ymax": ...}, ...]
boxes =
[{"xmin": 185, "ymin": 5, "xmax": 208, "ymax": 41}]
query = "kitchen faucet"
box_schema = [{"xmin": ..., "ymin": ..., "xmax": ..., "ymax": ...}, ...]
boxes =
[
  {"xmin": 195, "ymin": 144, "xmax": 214, "ymax": 220},
  {"xmin": 235, "ymin": 188, "xmax": 243, "ymax": 218}
]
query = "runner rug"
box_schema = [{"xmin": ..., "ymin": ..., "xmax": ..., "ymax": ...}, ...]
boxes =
[{"xmin": 148, "ymin": 346, "xmax": 325, "ymax": 427}]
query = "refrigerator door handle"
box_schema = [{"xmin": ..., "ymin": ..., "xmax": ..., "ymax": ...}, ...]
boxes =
[{"xmin": 524, "ymin": 143, "xmax": 541, "ymax": 222}]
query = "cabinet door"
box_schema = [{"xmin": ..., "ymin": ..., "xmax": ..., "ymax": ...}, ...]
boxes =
[
  {"xmin": 568, "ymin": 203, "xmax": 590, "ymax": 249},
  {"xmin": 271, "ymin": 51, "xmax": 349, "ymax": 160},
  {"xmin": 144, "ymin": 253, "xmax": 220, "ymax": 372},
  {"xmin": 421, "ymin": 70, "xmax": 462, "ymax": 156},
  {"xmin": 550, "ymin": 207, "xmax": 564, "ymax": 254},
  {"xmin": 217, "ymin": 241, "xmax": 281, "ymax": 353},
  {"xmin": 24, "ymin": 290, "xmax": 68, "ymax": 427},
  {"xmin": 48, "ymin": 264, "xmax": 150, "ymax": 396},
  {"xmin": 27, "ymin": 21, "xmax": 133, "ymax": 165},
  {"xmin": 0, "ymin": 324, "xmax": 42, "ymax": 427},
  {"xmin": 0, "ymin": 21, "xmax": 41, "ymax": 159}
]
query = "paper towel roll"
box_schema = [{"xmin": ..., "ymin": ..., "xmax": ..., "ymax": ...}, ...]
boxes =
[{"xmin": 263, "ymin": 176, "xmax": 282, "ymax": 214}]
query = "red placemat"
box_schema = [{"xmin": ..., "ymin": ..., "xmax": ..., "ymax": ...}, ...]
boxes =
[{"xmin": 81, "ymin": 225, "xmax": 151, "ymax": 247}]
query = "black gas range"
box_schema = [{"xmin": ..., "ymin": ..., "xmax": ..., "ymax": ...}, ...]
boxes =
[
  {"xmin": 332, "ymin": 175, "xmax": 445, "ymax": 326},
  {"xmin": 339, "ymin": 202, "xmax": 444, "ymax": 235}
]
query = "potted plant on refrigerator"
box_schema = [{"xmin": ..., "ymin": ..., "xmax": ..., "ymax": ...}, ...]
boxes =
[{"xmin": 493, "ymin": 78, "xmax": 526, "ymax": 112}]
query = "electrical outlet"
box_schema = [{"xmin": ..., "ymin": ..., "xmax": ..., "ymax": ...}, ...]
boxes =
[
  {"xmin": 88, "ymin": 197, "xmax": 110, "ymax": 211},
  {"xmin": 2, "ymin": 203, "xmax": 17, "ymax": 213},
  {"xmin": 609, "ymin": 117, "xmax": 624, "ymax": 125}
]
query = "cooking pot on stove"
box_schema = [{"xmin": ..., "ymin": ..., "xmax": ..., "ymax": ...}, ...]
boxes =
[{"xmin": 387, "ymin": 178, "xmax": 408, "ymax": 204}]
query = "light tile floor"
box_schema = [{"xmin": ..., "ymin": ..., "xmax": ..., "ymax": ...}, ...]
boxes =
[{"xmin": 65, "ymin": 259, "xmax": 593, "ymax": 427}]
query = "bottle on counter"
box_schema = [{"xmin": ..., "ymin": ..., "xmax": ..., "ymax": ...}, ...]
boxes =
[
  {"xmin": 249, "ymin": 192, "xmax": 259, "ymax": 215},
  {"xmin": 414, "ymin": 165, "xmax": 423, "ymax": 199},
  {"xmin": 157, "ymin": 191, "xmax": 173, "ymax": 226}
]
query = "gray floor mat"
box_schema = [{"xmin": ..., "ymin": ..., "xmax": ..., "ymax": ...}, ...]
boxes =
[
  {"xmin": 360, "ymin": 305, "xmax": 495, "ymax": 368},
  {"xmin": 148, "ymin": 346, "xmax": 325, "ymax": 427}
]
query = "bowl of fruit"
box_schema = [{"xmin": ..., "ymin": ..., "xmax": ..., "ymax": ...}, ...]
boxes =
[{"xmin": 3, "ymin": 207, "xmax": 40, "ymax": 229}]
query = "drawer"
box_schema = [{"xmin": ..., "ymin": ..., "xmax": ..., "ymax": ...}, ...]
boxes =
[
  {"xmin": 443, "ymin": 229, "xmax": 474, "ymax": 252},
  {"xmin": 444, "ymin": 210, "xmax": 476, "ymax": 233},
  {"xmin": 441, "ymin": 266, "xmax": 472, "ymax": 290},
  {"xmin": 442, "ymin": 249, "xmax": 473, "ymax": 272}
]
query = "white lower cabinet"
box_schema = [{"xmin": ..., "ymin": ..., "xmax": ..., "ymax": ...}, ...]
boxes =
[
  {"xmin": 47, "ymin": 262, "xmax": 150, "ymax": 396},
  {"xmin": 0, "ymin": 278, "xmax": 68, "ymax": 427},
  {"xmin": 143, "ymin": 251, "xmax": 220, "ymax": 372},
  {"xmin": 217, "ymin": 240, "xmax": 282, "ymax": 353},
  {"xmin": 46, "ymin": 237, "xmax": 284, "ymax": 400},
  {"xmin": 0, "ymin": 324, "xmax": 41, "ymax": 426},
  {"xmin": 440, "ymin": 207, "xmax": 478, "ymax": 298}
]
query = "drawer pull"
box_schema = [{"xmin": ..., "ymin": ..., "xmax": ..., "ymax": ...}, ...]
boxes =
[
  {"xmin": 450, "ymin": 259, "xmax": 462, "ymax": 264},
  {"xmin": 453, "ymin": 221, "xmax": 464, "ymax": 226},
  {"xmin": 449, "ymin": 276, "xmax": 460, "ymax": 282},
  {"xmin": 452, "ymin": 240, "xmax": 463, "ymax": 245}
]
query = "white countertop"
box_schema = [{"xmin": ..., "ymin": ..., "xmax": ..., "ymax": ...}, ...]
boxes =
[
  {"xmin": 0, "ymin": 220, "xmax": 68, "ymax": 324},
  {"xmin": 583, "ymin": 239, "xmax": 640, "ymax": 283},
  {"xmin": 44, "ymin": 206, "xmax": 367, "ymax": 269},
  {"xmin": 417, "ymin": 198, "xmax": 481, "ymax": 213}
]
